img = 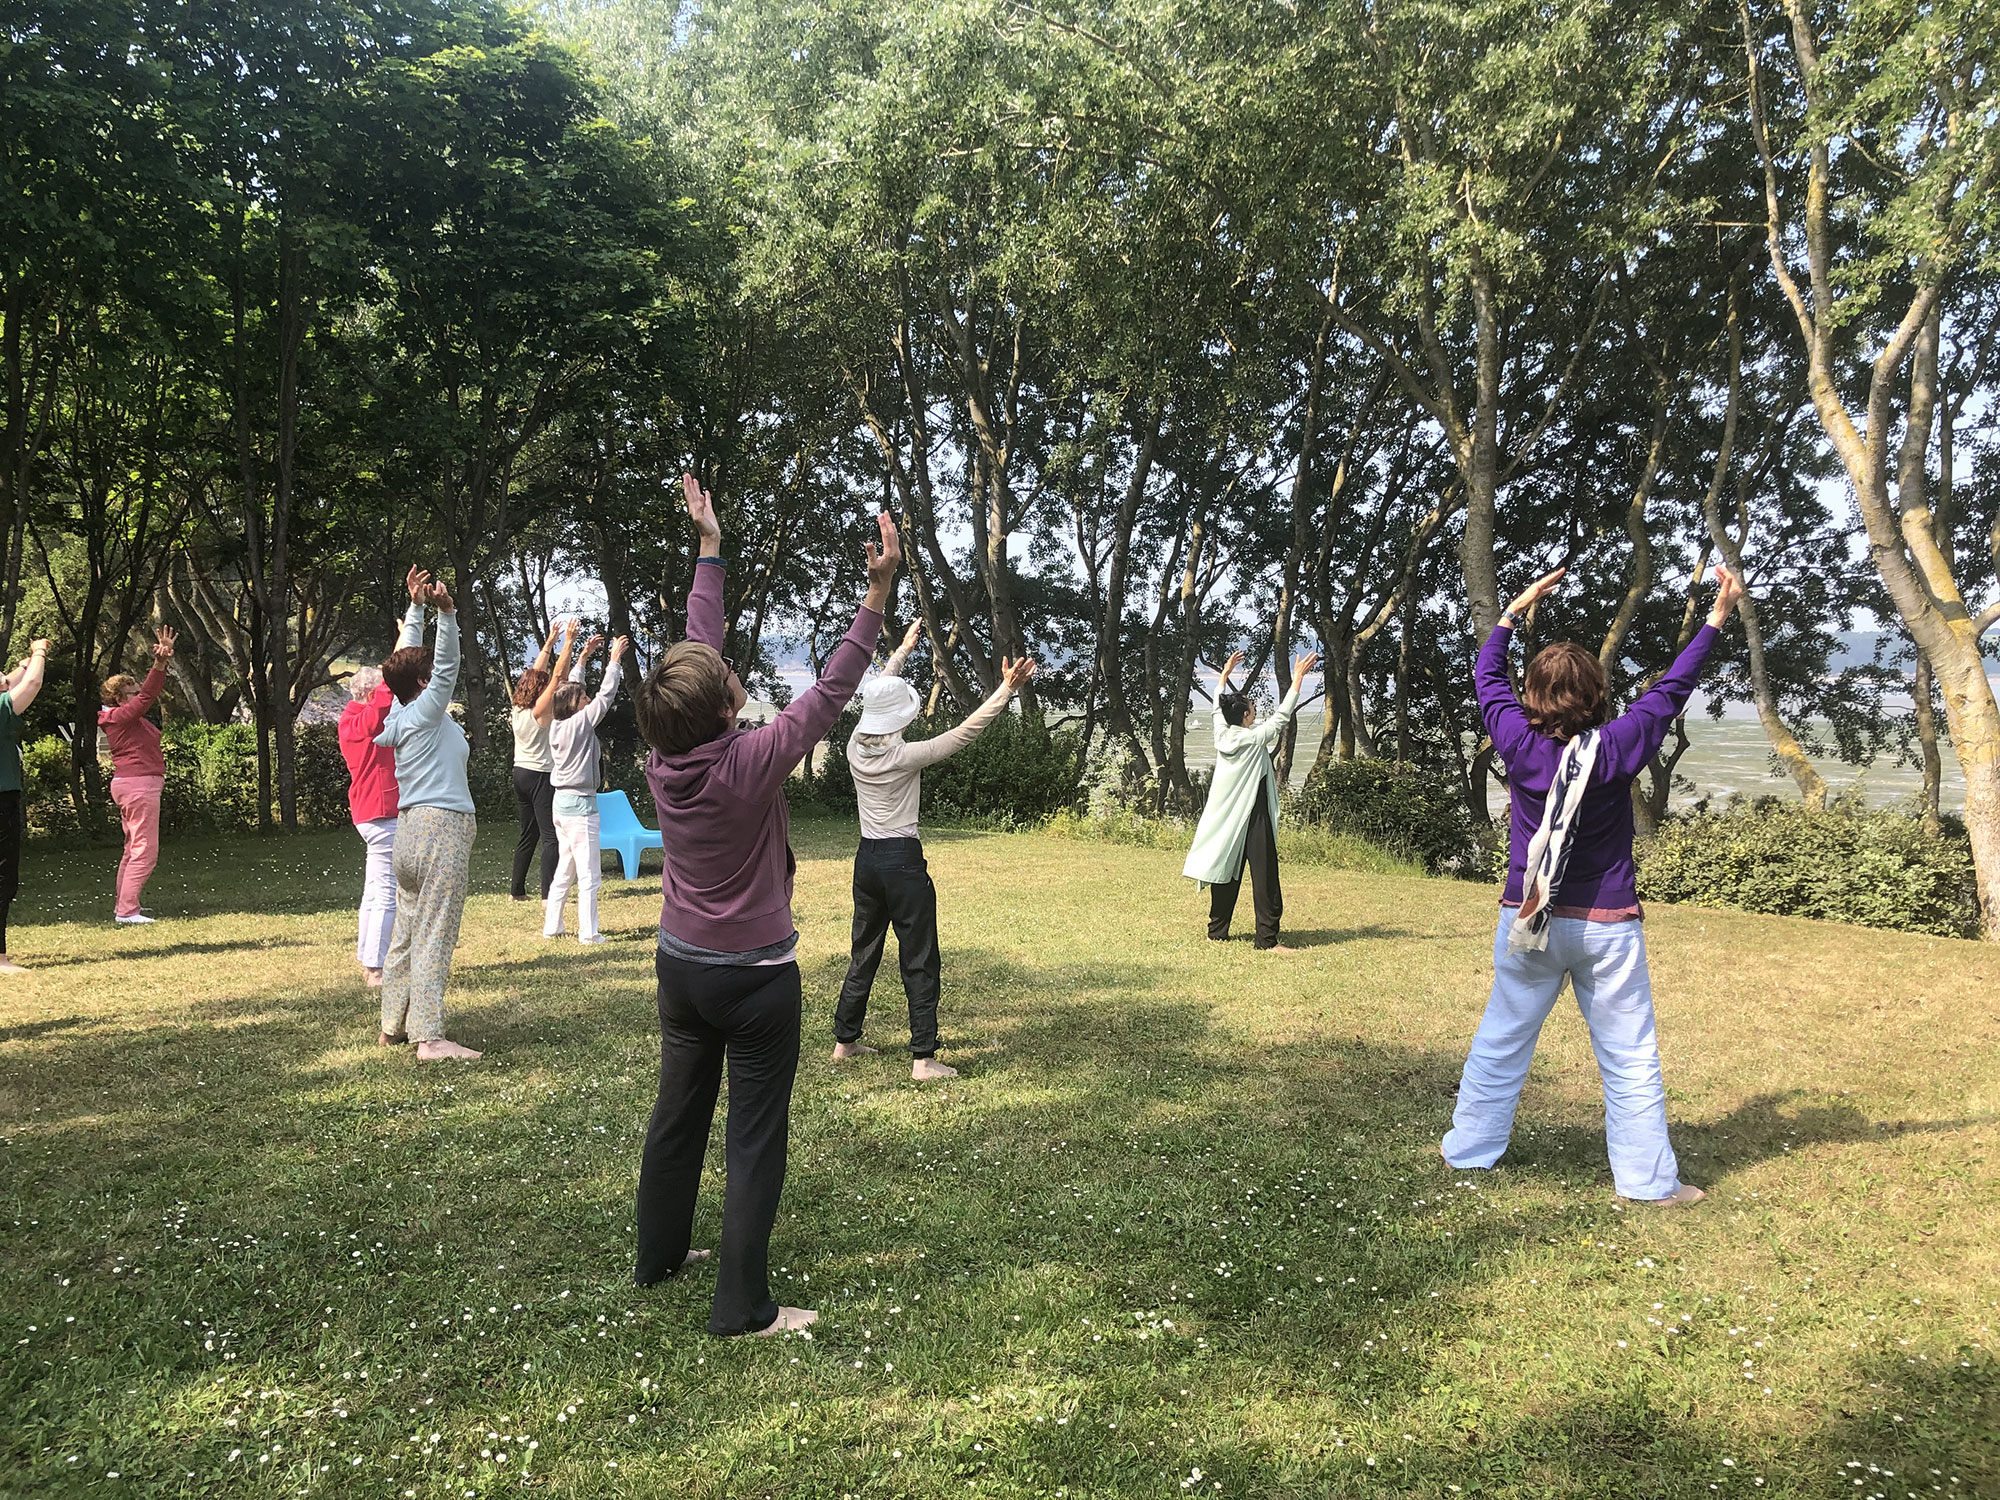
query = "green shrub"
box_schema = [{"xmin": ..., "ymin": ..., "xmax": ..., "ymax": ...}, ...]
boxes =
[
  {"xmin": 1289, "ymin": 756, "xmax": 1482, "ymax": 876},
  {"xmin": 21, "ymin": 735, "xmax": 87, "ymax": 838},
  {"xmin": 805, "ymin": 707, "xmax": 1081, "ymax": 828},
  {"xmin": 1046, "ymin": 806, "xmax": 1425, "ymax": 877},
  {"xmin": 1637, "ymin": 798, "xmax": 1978, "ymax": 939}
]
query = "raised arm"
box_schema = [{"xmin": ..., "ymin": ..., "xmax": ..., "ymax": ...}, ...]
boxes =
[
  {"xmin": 531, "ymin": 619, "xmax": 559, "ymax": 674},
  {"xmin": 1597, "ymin": 567, "xmax": 1740, "ymax": 779},
  {"xmin": 1253, "ymin": 652, "xmax": 1317, "ymax": 748},
  {"xmin": 1479, "ymin": 567, "xmax": 1567, "ymax": 762},
  {"xmin": 407, "ymin": 581, "xmax": 460, "ymax": 727},
  {"xmin": 1210, "ymin": 649, "xmax": 1246, "ymax": 730},
  {"xmin": 398, "ymin": 565, "xmax": 429, "ymax": 649},
  {"xmin": 882, "ymin": 619, "xmax": 923, "ymax": 679},
  {"xmin": 6, "ymin": 639, "xmax": 51, "ymax": 715},
  {"xmin": 683, "ymin": 472, "xmax": 726, "ymax": 649},
  {"xmin": 535, "ymin": 620, "xmax": 579, "ymax": 722},
  {"xmin": 104, "ymin": 629, "xmax": 176, "ymax": 724},
  {"xmin": 583, "ymin": 641, "xmax": 628, "ymax": 727},
  {"xmin": 726, "ymin": 510, "xmax": 897, "ymax": 799},
  {"xmin": 901, "ymin": 657, "xmax": 1032, "ymax": 771}
]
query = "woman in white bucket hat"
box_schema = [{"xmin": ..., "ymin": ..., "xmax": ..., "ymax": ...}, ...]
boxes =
[{"xmin": 832, "ymin": 622, "xmax": 1035, "ymax": 1080}]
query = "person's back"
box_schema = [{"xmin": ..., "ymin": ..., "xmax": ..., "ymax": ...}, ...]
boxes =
[
  {"xmin": 630, "ymin": 473, "xmax": 895, "ymax": 1340},
  {"xmin": 1481, "ymin": 629, "xmax": 1719, "ymax": 915}
]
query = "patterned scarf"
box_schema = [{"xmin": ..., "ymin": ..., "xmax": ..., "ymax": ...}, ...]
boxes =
[{"xmin": 1507, "ymin": 727, "xmax": 1601, "ymax": 954}]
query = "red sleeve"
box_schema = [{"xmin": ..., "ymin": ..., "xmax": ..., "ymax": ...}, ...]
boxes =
[{"xmin": 103, "ymin": 664, "xmax": 167, "ymax": 724}]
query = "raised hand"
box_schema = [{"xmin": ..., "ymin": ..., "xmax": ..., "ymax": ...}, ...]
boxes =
[
  {"xmin": 426, "ymin": 578, "xmax": 456, "ymax": 615},
  {"xmin": 1218, "ymin": 649, "xmax": 1246, "ymax": 687},
  {"xmin": 1708, "ymin": 565, "xmax": 1745, "ymax": 626},
  {"xmin": 1292, "ymin": 651, "xmax": 1320, "ymax": 681},
  {"xmin": 152, "ymin": 626, "xmax": 178, "ymax": 662},
  {"xmin": 582, "ymin": 633, "xmax": 605, "ymax": 659},
  {"xmin": 1505, "ymin": 567, "xmax": 1567, "ymax": 619},
  {"xmin": 30, "ymin": 639, "xmax": 51, "ymax": 657},
  {"xmin": 1002, "ymin": 656, "xmax": 1037, "ymax": 692},
  {"xmin": 406, "ymin": 565, "xmax": 430, "ymax": 606},
  {"xmin": 610, "ymin": 635, "xmax": 631, "ymax": 662},
  {"xmin": 863, "ymin": 511, "xmax": 901, "ymax": 605},
  {"xmin": 901, "ymin": 619, "xmax": 923, "ymax": 654},
  {"xmin": 683, "ymin": 472, "xmax": 720, "ymax": 549}
]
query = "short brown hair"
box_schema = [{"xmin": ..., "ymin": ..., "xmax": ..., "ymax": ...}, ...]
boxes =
[
  {"xmin": 100, "ymin": 673, "xmax": 139, "ymax": 706},
  {"xmin": 551, "ymin": 682, "xmax": 588, "ymax": 721},
  {"xmin": 512, "ymin": 667, "xmax": 550, "ymax": 708},
  {"xmin": 1521, "ymin": 641, "xmax": 1608, "ymax": 741},
  {"xmin": 381, "ymin": 646, "xmax": 433, "ymax": 705},
  {"xmin": 635, "ymin": 641, "xmax": 731, "ymax": 756}
]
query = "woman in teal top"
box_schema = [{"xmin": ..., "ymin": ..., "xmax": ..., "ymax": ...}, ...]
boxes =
[
  {"xmin": 0, "ymin": 637, "xmax": 51, "ymax": 973},
  {"xmin": 1182, "ymin": 648, "xmax": 1319, "ymax": 952}
]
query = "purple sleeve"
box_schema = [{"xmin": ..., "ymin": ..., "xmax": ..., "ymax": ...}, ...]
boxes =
[
  {"xmin": 1476, "ymin": 626, "xmax": 1536, "ymax": 763},
  {"xmin": 687, "ymin": 557, "xmax": 726, "ymax": 650},
  {"xmin": 722, "ymin": 605, "xmax": 884, "ymax": 803},
  {"xmin": 1597, "ymin": 624, "xmax": 1721, "ymax": 780}
]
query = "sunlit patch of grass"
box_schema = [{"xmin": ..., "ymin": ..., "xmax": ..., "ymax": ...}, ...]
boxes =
[{"xmin": 0, "ymin": 818, "xmax": 1994, "ymax": 1497}]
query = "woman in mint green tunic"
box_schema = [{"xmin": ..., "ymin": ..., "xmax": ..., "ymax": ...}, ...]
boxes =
[{"xmin": 1183, "ymin": 648, "xmax": 1319, "ymax": 951}]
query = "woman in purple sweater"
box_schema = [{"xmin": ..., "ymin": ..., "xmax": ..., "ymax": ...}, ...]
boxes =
[
  {"xmin": 1442, "ymin": 563, "xmax": 1742, "ymax": 1205},
  {"xmin": 630, "ymin": 473, "xmax": 894, "ymax": 1336}
]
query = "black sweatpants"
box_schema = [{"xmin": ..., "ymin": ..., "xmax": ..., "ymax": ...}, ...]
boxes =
[
  {"xmin": 0, "ymin": 790, "xmax": 20, "ymax": 954},
  {"xmin": 634, "ymin": 951, "xmax": 802, "ymax": 1335},
  {"xmin": 510, "ymin": 767, "xmax": 557, "ymax": 900},
  {"xmin": 832, "ymin": 838, "xmax": 942, "ymax": 1059},
  {"xmin": 1209, "ymin": 791, "xmax": 1282, "ymax": 948}
]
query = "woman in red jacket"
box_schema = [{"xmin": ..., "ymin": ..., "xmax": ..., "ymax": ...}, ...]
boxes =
[
  {"xmin": 99, "ymin": 627, "xmax": 176, "ymax": 924},
  {"xmin": 339, "ymin": 570, "xmax": 428, "ymax": 988}
]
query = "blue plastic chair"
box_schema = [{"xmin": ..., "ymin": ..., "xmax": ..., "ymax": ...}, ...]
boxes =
[{"xmin": 597, "ymin": 789, "xmax": 663, "ymax": 880}]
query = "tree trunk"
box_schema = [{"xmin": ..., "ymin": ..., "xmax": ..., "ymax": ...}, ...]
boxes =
[{"xmin": 1913, "ymin": 650, "xmax": 1942, "ymax": 837}]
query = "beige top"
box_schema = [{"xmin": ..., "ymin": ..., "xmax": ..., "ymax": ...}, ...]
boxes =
[
  {"xmin": 511, "ymin": 704, "xmax": 552, "ymax": 773},
  {"xmin": 847, "ymin": 651, "xmax": 1013, "ymax": 839}
]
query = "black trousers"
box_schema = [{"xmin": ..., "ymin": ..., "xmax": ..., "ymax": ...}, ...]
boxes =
[
  {"xmin": 1209, "ymin": 792, "xmax": 1282, "ymax": 948},
  {"xmin": 510, "ymin": 767, "xmax": 557, "ymax": 899},
  {"xmin": 832, "ymin": 838, "xmax": 941, "ymax": 1059},
  {"xmin": 635, "ymin": 951, "xmax": 801, "ymax": 1335},
  {"xmin": 0, "ymin": 790, "xmax": 20, "ymax": 954}
]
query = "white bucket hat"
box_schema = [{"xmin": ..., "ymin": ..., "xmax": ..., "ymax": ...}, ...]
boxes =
[{"xmin": 856, "ymin": 675, "xmax": 923, "ymax": 735}]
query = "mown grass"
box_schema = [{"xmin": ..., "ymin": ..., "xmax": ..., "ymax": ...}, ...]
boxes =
[{"xmin": 1, "ymin": 816, "xmax": 1995, "ymax": 1499}]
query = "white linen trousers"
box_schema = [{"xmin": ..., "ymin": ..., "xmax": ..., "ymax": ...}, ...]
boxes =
[
  {"xmin": 355, "ymin": 816, "xmax": 398, "ymax": 969},
  {"xmin": 1441, "ymin": 910, "xmax": 1684, "ymax": 1201}
]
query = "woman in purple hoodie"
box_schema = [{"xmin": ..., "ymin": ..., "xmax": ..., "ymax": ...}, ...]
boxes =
[
  {"xmin": 630, "ymin": 473, "xmax": 894, "ymax": 1337},
  {"xmin": 1442, "ymin": 563, "xmax": 1742, "ymax": 1206}
]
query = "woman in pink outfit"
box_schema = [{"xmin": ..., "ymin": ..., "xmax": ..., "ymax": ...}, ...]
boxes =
[{"xmin": 99, "ymin": 627, "xmax": 176, "ymax": 924}]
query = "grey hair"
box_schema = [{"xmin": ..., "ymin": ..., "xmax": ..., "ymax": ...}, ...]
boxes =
[{"xmin": 347, "ymin": 666, "xmax": 384, "ymax": 702}]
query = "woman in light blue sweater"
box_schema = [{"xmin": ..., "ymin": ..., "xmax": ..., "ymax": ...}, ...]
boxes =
[{"xmin": 374, "ymin": 570, "xmax": 481, "ymax": 1062}]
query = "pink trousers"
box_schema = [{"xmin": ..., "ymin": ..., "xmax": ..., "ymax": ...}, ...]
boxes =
[{"xmin": 110, "ymin": 774, "xmax": 164, "ymax": 918}]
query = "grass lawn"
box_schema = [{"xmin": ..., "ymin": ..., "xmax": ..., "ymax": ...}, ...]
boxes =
[{"xmin": 1, "ymin": 816, "xmax": 1996, "ymax": 1499}]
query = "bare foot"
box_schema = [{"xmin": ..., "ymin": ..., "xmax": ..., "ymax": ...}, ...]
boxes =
[
  {"xmin": 1260, "ymin": 943, "xmax": 1299, "ymax": 954},
  {"xmin": 911, "ymin": 1057, "xmax": 958, "ymax": 1081},
  {"xmin": 362, "ymin": 966, "xmax": 384, "ymax": 988},
  {"xmin": 378, "ymin": 1031, "xmax": 407, "ymax": 1047},
  {"xmin": 0, "ymin": 957, "xmax": 28, "ymax": 975},
  {"xmin": 832, "ymin": 1041, "xmax": 878, "ymax": 1060},
  {"xmin": 1644, "ymin": 1183, "xmax": 1706, "ymax": 1206},
  {"xmin": 751, "ymin": 1307, "xmax": 817, "ymax": 1337},
  {"xmin": 416, "ymin": 1038, "xmax": 482, "ymax": 1062},
  {"xmin": 684, "ymin": 1249, "xmax": 712, "ymax": 1268}
]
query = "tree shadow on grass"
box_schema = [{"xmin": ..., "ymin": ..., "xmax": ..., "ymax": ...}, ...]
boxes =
[
  {"xmin": 1485, "ymin": 1088, "xmax": 1990, "ymax": 1189},
  {"xmin": 21, "ymin": 936, "xmax": 316, "ymax": 969},
  {"xmin": 1, "ymin": 926, "xmax": 1987, "ymax": 1500}
]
